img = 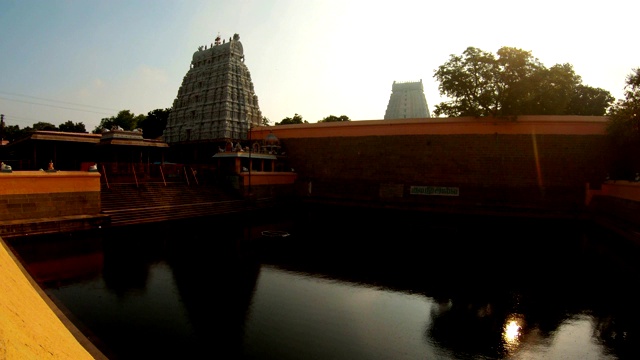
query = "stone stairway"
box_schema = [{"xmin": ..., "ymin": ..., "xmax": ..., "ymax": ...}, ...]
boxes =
[{"xmin": 100, "ymin": 182, "xmax": 274, "ymax": 227}]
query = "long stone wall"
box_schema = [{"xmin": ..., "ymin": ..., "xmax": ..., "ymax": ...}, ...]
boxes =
[
  {"xmin": 252, "ymin": 116, "xmax": 611, "ymax": 215},
  {"xmin": 0, "ymin": 171, "xmax": 107, "ymax": 238},
  {"xmin": 587, "ymin": 181, "xmax": 640, "ymax": 240}
]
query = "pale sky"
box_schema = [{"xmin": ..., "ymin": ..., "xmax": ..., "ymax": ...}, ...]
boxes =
[{"xmin": 1, "ymin": 0, "xmax": 638, "ymax": 131}]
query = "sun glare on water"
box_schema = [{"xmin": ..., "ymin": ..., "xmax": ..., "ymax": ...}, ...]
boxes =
[{"xmin": 503, "ymin": 316, "xmax": 524, "ymax": 354}]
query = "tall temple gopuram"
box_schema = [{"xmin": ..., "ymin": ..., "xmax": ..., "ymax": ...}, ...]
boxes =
[
  {"xmin": 383, "ymin": 80, "xmax": 431, "ymax": 119},
  {"xmin": 163, "ymin": 33, "xmax": 262, "ymax": 147}
]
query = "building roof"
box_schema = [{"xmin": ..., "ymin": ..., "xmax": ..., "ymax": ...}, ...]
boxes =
[
  {"xmin": 98, "ymin": 130, "xmax": 168, "ymax": 148},
  {"xmin": 8, "ymin": 131, "xmax": 101, "ymax": 146},
  {"xmin": 5, "ymin": 130, "xmax": 168, "ymax": 148}
]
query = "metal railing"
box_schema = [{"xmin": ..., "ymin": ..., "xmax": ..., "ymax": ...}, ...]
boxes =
[
  {"xmin": 183, "ymin": 167, "xmax": 190, "ymax": 186},
  {"xmin": 93, "ymin": 162, "xmax": 225, "ymax": 187},
  {"xmin": 159, "ymin": 166, "xmax": 166, "ymax": 186},
  {"xmin": 102, "ymin": 164, "xmax": 110, "ymax": 189},
  {"xmin": 191, "ymin": 167, "xmax": 199, "ymax": 185},
  {"xmin": 132, "ymin": 165, "xmax": 139, "ymax": 187}
]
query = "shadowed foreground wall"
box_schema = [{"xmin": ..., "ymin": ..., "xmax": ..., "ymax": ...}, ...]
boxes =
[
  {"xmin": 0, "ymin": 238, "xmax": 105, "ymax": 359},
  {"xmin": 253, "ymin": 116, "xmax": 611, "ymax": 214}
]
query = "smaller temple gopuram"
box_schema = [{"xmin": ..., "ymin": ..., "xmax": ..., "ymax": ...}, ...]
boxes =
[{"xmin": 384, "ymin": 80, "xmax": 431, "ymax": 119}]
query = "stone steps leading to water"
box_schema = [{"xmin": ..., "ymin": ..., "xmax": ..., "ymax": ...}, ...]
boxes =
[
  {"xmin": 100, "ymin": 182, "xmax": 262, "ymax": 226},
  {"xmin": 103, "ymin": 201, "xmax": 248, "ymax": 226},
  {"xmin": 100, "ymin": 182, "xmax": 237, "ymax": 210}
]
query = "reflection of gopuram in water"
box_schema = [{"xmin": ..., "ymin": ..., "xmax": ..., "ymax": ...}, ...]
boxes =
[
  {"xmin": 9, "ymin": 219, "xmax": 264, "ymax": 359},
  {"xmin": 168, "ymin": 228, "xmax": 261, "ymax": 357}
]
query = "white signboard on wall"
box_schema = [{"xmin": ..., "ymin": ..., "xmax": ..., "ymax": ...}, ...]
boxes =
[{"xmin": 410, "ymin": 186, "xmax": 459, "ymax": 196}]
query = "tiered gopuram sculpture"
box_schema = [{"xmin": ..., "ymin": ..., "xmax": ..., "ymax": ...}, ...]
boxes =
[{"xmin": 163, "ymin": 33, "xmax": 262, "ymax": 145}]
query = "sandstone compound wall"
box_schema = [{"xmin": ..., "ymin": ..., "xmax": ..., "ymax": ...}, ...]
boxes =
[
  {"xmin": 0, "ymin": 171, "xmax": 107, "ymax": 238},
  {"xmin": 253, "ymin": 116, "xmax": 611, "ymax": 215}
]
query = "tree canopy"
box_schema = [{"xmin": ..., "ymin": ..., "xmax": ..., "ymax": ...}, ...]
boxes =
[
  {"xmin": 1, "ymin": 124, "xmax": 28, "ymax": 142},
  {"xmin": 32, "ymin": 122, "xmax": 58, "ymax": 131},
  {"xmin": 58, "ymin": 121, "xmax": 87, "ymax": 133},
  {"xmin": 606, "ymin": 68, "xmax": 640, "ymax": 178},
  {"xmin": 318, "ymin": 115, "xmax": 351, "ymax": 122},
  {"xmin": 433, "ymin": 46, "xmax": 614, "ymax": 117},
  {"xmin": 136, "ymin": 108, "xmax": 171, "ymax": 139},
  {"xmin": 275, "ymin": 113, "xmax": 308, "ymax": 125},
  {"xmin": 0, "ymin": 120, "xmax": 87, "ymax": 143},
  {"xmin": 1, "ymin": 107, "xmax": 171, "ymax": 143},
  {"xmin": 93, "ymin": 110, "xmax": 145, "ymax": 133},
  {"xmin": 607, "ymin": 68, "xmax": 640, "ymax": 139},
  {"xmin": 92, "ymin": 108, "xmax": 174, "ymax": 139}
]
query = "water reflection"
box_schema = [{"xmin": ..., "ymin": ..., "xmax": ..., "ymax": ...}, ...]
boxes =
[
  {"xmin": 6, "ymin": 206, "xmax": 640, "ymax": 359},
  {"xmin": 243, "ymin": 265, "xmax": 437, "ymax": 359}
]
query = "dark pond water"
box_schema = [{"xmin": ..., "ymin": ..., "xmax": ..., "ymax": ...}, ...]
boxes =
[{"xmin": 7, "ymin": 205, "xmax": 640, "ymax": 360}]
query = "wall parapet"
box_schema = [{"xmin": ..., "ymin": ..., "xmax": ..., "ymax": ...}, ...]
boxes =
[
  {"xmin": 598, "ymin": 181, "xmax": 640, "ymax": 202},
  {"xmin": 0, "ymin": 171, "xmax": 105, "ymax": 238},
  {"xmin": 586, "ymin": 180, "xmax": 640, "ymax": 205},
  {"xmin": 251, "ymin": 115, "xmax": 608, "ymax": 139},
  {"xmin": 0, "ymin": 171, "xmax": 100, "ymax": 195},
  {"xmin": 586, "ymin": 181, "xmax": 640, "ymax": 243}
]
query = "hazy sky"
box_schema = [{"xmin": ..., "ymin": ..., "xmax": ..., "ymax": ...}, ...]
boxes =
[{"xmin": 1, "ymin": 0, "xmax": 638, "ymax": 131}]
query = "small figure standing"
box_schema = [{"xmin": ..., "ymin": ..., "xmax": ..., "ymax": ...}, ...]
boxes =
[{"xmin": 48, "ymin": 160, "xmax": 54, "ymax": 171}]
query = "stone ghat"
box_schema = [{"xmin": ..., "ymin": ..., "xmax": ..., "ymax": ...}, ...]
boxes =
[
  {"xmin": 0, "ymin": 237, "xmax": 107, "ymax": 359},
  {"xmin": 99, "ymin": 182, "xmax": 277, "ymax": 227}
]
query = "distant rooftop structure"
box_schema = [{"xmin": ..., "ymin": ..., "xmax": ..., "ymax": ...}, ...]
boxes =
[
  {"xmin": 384, "ymin": 80, "xmax": 431, "ymax": 119},
  {"xmin": 163, "ymin": 33, "xmax": 262, "ymax": 145}
]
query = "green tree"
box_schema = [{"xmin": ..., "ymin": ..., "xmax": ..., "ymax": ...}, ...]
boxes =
[
  {"xmin": 606, "ymin": 68, "xmax": 640, "ymax": 179},
  {"xmin": 1, "ymin": 124, "xmax": 28, "ymax": 142},
  {"xmin": 275, "ymin": 113, "xmax": 308, "ymax": 125},
  {"xmin": 137, "ymin": 108, "xmax": 171, "ymax": 139},
  {"xmin": 433, "ymin": 46, "xmax": 614, "ymax": 117},
  {"xmin": 532, "ymin": 63, "xmax": 582, "ymax": 115},
  {"xmin": 58, "ymin": 120, "xmax": 87, "ymax": 133},
  {"xmin": 32, "ymin": 122, "xmax": 57, "ymax": 131},
  {"xmin": 93, "ymin": 110, "xmax": 144, "ymax": 133},
  {"xmin": 567, "ymin": 85, "xmax": 615, "ymax": 116},
  {"xmin": 261, "ymin": 116, "xmax": 271, "ymax": 126},
  {"xmin": 495, "ymin": 46, "xmax": 545, "ymax": 116},
  {"xmin": 319, "ymin": 115, "xmax": 351, "ymax": 122},
  {"xmin": 433, "ymin": 46, "xmax": 500, "ymax": 117}
]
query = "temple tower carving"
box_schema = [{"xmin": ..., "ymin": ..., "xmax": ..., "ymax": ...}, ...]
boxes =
[
  {"xmin": 163, "ymin": 33, "xmax": 262, "ymax": 145},
  {"xmin": 384, "ymin": 79, "xmax": 431, "ymax": 119}
]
